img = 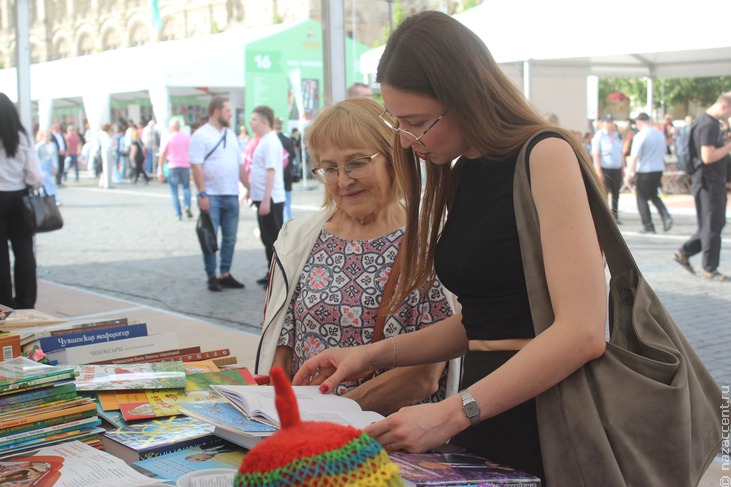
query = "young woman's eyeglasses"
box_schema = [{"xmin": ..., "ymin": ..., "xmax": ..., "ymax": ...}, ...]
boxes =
[
  {"xmin": 379, "ymin": 109, "xmax": 447, "ymax": 148},
  {"xmin": 311, "ymin": 153, "xmax": 380, "ymax": 184}
]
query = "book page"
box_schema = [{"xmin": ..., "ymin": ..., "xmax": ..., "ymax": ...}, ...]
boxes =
[
  {"xmin": 0, "ymin": 440, "xmax": 165, "ymax": 486},
  {"xmin": 301, "ymin": 410, "xmax": 384, "ymax": 429},
  {"xmin": 211, "ymin": 385, "xmax": 383, "ymax": 428}
]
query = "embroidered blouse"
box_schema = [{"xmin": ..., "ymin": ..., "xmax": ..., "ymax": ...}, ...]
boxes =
[{"xmin": 278, "ymin": 227, "xmax": 453, "ymax": 401}]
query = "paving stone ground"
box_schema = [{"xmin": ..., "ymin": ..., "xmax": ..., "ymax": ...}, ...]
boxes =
[{"xmin": 34, "ymin": 175, "xmax": 730, "ymax": 389}]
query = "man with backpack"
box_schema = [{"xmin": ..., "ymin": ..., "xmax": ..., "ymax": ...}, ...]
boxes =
[{"xmin": 674, "ymin": 93, "xmax": 731, "ymax": 282}]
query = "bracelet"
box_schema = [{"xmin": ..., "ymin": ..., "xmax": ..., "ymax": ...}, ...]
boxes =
[{"xmin": 389, "ymin": 336, "xmax": 397, "ymax": 369}]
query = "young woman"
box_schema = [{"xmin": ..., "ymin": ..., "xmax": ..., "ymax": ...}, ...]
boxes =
[{"xmin": 293, "ymin": 12, "xmax": 607, "ymax": 481}]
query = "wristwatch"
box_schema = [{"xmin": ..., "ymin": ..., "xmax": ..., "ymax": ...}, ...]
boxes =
[
  {"xmin": 198, "ymin": 191, "xmax": 208, "ymax": 198},
  {"xmin": 459, "ymin": 389, "xmax": 481, "ymax": 426}
]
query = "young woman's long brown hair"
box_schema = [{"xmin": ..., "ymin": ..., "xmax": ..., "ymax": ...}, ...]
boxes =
[{"xmin": 377, "ymin": 11, "xmax": 597, "ymax": 309}]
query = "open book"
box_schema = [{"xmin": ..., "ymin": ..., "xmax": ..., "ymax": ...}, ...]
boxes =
[{"xmin": 211, "ymin": 385, "xmax": 385, "ymax": 429}]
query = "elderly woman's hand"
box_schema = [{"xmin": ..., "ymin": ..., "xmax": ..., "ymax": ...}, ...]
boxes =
[{"xmin": 292, "ymin": 344, "xmax": 376, "ymax": 393}]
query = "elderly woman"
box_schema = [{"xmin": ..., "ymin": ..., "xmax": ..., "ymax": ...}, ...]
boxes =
[{"xmin": 255, "ymin": 97, "xmax": 456, "ymax": 416}]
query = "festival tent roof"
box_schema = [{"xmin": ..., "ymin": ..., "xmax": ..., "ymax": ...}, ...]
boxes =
[
  {"xmin": 0, "ymin": 21, "xmax": 295, "ymax": 102},
  {"xmin": 362, "ymin": 0, "xmax": 731, "ymax": 80}
]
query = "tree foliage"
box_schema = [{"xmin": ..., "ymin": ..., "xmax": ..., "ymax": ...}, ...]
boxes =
[{"xmin": 599, "ymin": 77, "xmax": 731, "ymax": 114}]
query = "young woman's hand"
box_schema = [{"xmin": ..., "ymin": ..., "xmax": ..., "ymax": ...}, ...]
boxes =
[
  {"xmin": 292, "ymin": 345, "xmax": 376, "ymax": 393},
  {"xmin": 364, "ymin": 395, "xmax": 466, "ymax": 453}
]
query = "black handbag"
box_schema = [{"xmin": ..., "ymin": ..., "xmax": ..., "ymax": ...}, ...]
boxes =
[
  {"xmin": 514, "ymin": 129, "xmax": 724, "ymax": 486},
  {"xmin": 20, "ymin": 186, "xmax": 64, "ymax": 234},
  {"xmin": 196, "ymin": 211, "xmax": 218, "ymax": 256}
]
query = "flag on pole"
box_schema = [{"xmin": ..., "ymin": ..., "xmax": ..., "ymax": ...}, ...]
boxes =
[{"xmin": 151, "ymin": 0, "xmax": 162, "ymax": 32}]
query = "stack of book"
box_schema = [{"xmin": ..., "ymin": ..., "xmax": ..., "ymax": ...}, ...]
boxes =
[
  {"xmin": 85, "ymin": 360, "xmax": 263, "ymax": 463},
  {"xmin": 0, "ymin": 356, "xmax": 103, "ymax": 455},
  {"xmin": 22, "ymin": 317, "xmax": 236, "ymax": 367}
]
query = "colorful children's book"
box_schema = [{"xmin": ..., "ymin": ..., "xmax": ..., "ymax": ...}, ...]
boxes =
[
  {"xmin": 100, "ymin": 415, "xmax": 220, "ymax": 464},
  {"xmin": 72, "ymin": 361, "xmax": 187, "ymax": 391},
  {"xmin": 0, "ymin": 440, "xmax": 165, "ymax": 486},
  {"xmin": 0, "ymin": 356, "xmax": 77, "ymax": 394},
  {"xmin": 0, "ymin": 425, "xmax": 106, "ymax": 456},
  {"xmin": 0, "ymin": 381, "xmax": 77, "ymax": 413},
  {"xmin": 390, "ymin": 452, "xmax": 541, "ymax": 486},
  {"xmin": 0, "ymin": 416, "xmax": 101, "ymax": 448},
  {"xmin": 132, "ymin": 442, "xmax": 246, "ymax": 482},
  {"xmin": 117, "ymin": 368, "xmax": 258, "ymax": 421},
  {"xmin": 0, "ymin": 400, "xmax": 97, "ymax": 434},
  {"xmin": 177, "ymin": 402, "xmax": 277, "ymax": 450},
  {"xmin": 38, "ymin": 323, "xmax": 148, "ymax": 353}
]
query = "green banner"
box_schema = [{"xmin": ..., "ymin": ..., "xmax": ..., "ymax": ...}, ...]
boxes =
[{"xmin": 244, "ymin": 19, "xmax": 369, "ymax": 134}]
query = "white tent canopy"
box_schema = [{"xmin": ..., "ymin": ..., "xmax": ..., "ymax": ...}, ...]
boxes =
[
  {"xmin": 451, "ymin": 0, "xmax": 731, "ymax": 79},
  {"xmin": 362, "ymin": 0, "xmax": 731, "ymax": 130},
  {"xmin": 0, "ymin": 22, "xmax": 295, "ymax": 130}
]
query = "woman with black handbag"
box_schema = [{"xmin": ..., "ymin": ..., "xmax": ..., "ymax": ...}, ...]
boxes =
[{"xmin": 0, "ymin": 92, "xmax": 44, "ymax": 309}]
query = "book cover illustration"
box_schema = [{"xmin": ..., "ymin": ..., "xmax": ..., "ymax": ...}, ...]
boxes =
[
  {"xmin": 102, "ymin": 415, "xmax": 215, "ymax": 452},
  {"xmin": 177, "ymin": 402, "xmax": 277, "ymax": 436},
  {"xmin": 0, "ymin": 357, "xmax": 77, "ymax": 393},
  {"xmin": 132, "ymin": 443, "xmax": 246, "ymax": 482},
  {"xmin": 38, "ymin": 323, "xmax": 148, "ymax": 353},
  {"xmin": 72, "ymin": 361, "xmax": 186, "ymax": 391},
  {"xmin": 389, "ymin": 452, "xmax": 541, "ymax": 486},
  {"xmin": 117, "ymin": 368, "xmax": 258, "ymax": 421},
  {"xmin": 0, "ymin": 440, "xmax": 166, "ymax": 486}
]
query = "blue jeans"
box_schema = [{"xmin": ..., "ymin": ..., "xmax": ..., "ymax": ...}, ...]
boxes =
[
  {"xmin": 284, "ymin": 191, "xmax": 292, "ymax": 222},
  {"xmin": 167, "ymin": 167, "xmax": 191, "ymax": 218},
  {"xmin": 203, "ymin": 195, "xmax": 239, "ymax": 278},
  {"xmin": 145, "ymin": 149, "xmax": 154, "ymax": 173}
]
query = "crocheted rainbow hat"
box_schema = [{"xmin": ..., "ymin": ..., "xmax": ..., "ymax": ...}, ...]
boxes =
[{"xmin": 235, "ymin": 366, "xmax": 403, "ymax": 486}]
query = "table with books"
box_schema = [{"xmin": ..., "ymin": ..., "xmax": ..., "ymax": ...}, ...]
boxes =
[{"xmin": 0, "ymin": 313, "xmax": 542, "ymax": 486}]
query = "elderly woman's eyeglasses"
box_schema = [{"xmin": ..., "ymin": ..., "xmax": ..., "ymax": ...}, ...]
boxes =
[
  {"xmin": 379, "ymin": 109, "xmax": 447, "ymax": 148},
  {"xmin": 311, "ymin": 153, "xmax": 380, "ymax": 184}
]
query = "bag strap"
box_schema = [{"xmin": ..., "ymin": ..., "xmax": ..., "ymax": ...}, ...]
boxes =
[
  {"xmin": 372, "ymin": 249, "xmax": 403, "ymax": 343},
  {"xmin": 204, "ymin": 129, "xmax": 227, "ymax": 162},
  {"xmin": 513, "ymin": 129, "xmax": 641, "ymax": 335}
]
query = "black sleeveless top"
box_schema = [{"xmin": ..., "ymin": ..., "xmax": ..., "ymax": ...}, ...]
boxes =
[{"xmin": 435, "ymin": 150, "xmax": 535, "ymax": 340}]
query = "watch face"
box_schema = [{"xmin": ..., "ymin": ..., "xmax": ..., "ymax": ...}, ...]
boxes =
[{"xmin": 465, "ymin": 402, "xmax": 480, "ymax": 417}]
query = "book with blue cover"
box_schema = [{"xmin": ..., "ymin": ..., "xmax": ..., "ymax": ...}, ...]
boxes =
[
  {"xmin": 100, "ymin": 415, "xmax": 221, "ymax": 464},
  {"xmin": 132, "ymin": 442, "xmax": 246, "ymax": 482},
  {"xmin": 177, "ymin": 402, "xmax": 277, "ymax": 450},
  {"xmin": 39, "ymin": 323, "xmax": 148, "ymax": 352}
]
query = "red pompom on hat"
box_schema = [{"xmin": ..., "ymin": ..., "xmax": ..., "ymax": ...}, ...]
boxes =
[{"xmin": 235, "ymin": 366, "xmax": 403, "ymax": 486}]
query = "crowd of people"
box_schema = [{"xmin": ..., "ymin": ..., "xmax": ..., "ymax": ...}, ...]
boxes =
[{"xmin": 1, "ymin": 9, "xmax": 729, "ymax": 484}]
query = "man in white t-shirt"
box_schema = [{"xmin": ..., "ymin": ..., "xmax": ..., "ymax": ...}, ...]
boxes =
[
  {"xmin": 189, "ymin": 96, "xmax": 247, "ymax": 292},
  {"xmin": 248, "ymin": 106, "xmax": 285, "ymax": 286}
]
